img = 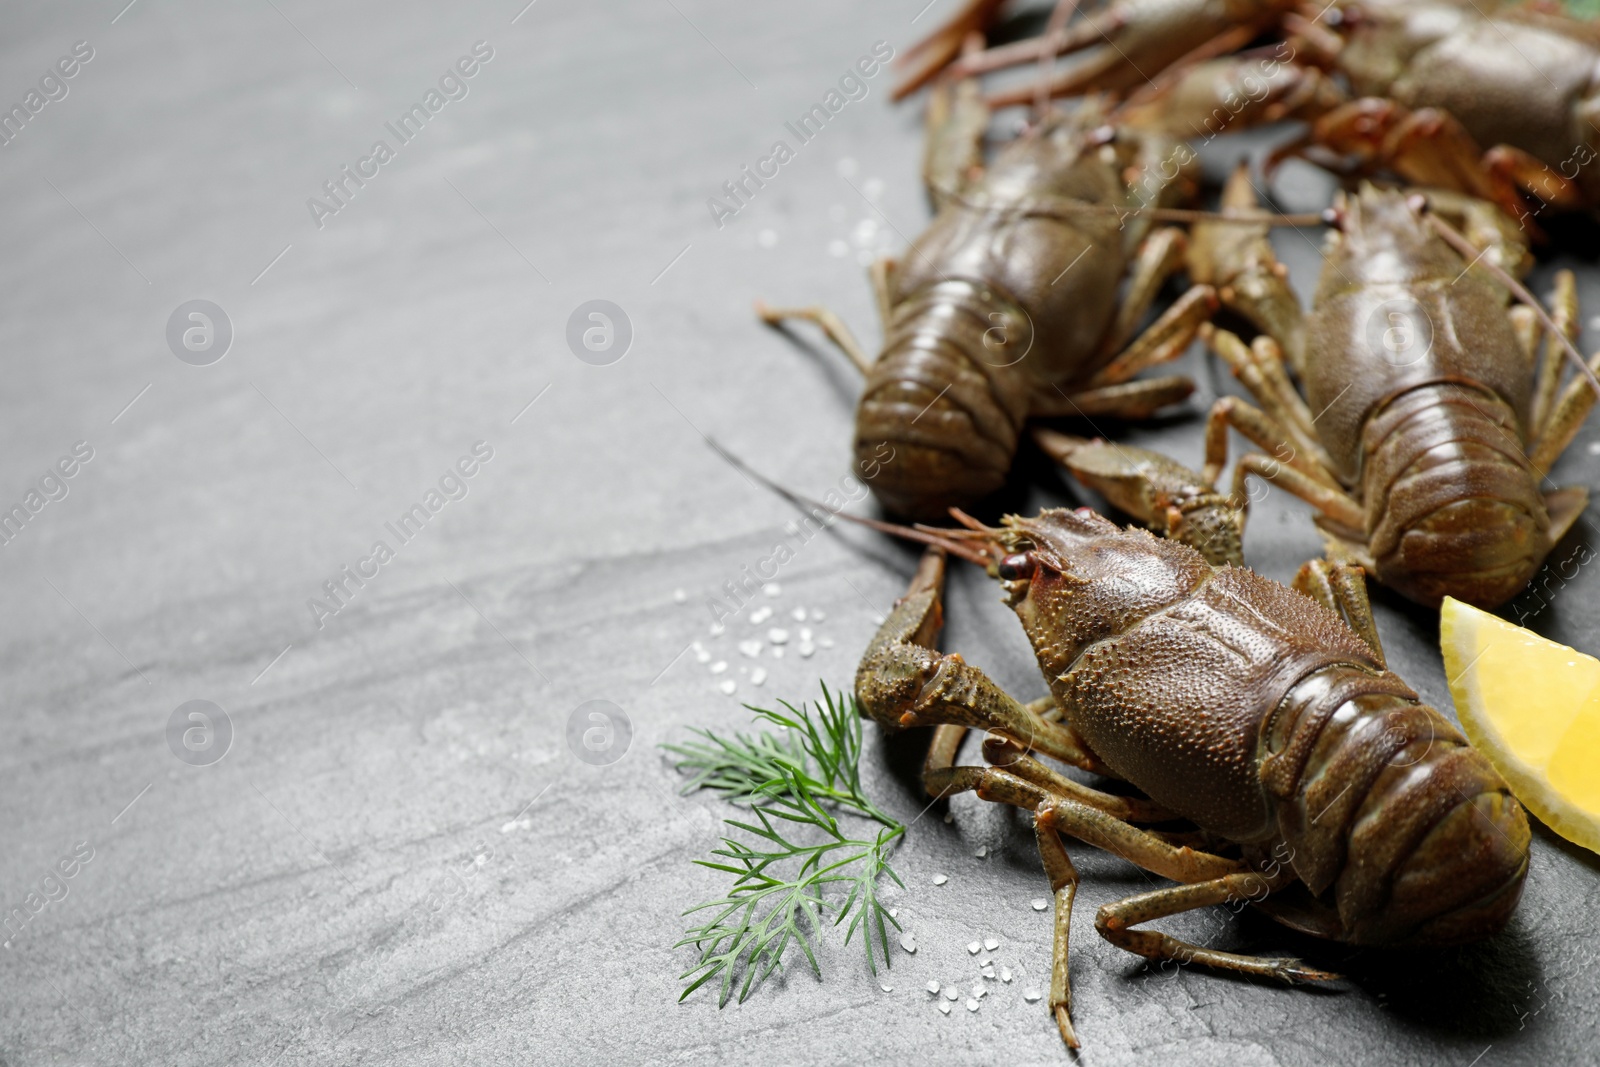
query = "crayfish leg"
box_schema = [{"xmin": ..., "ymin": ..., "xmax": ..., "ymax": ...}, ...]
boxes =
[
  {"xmin": 922, "ymin": 40, "xmax": 989, "ymax": 207},
  {"xmin": 754, "ymin": 300, "xmax": 874, "ymax": 376},
  {"xmin": 1035, "ymin": 818, "xmax": 1081, "ymax": 1049},
  {"xmin": 1092, "ymin": 868, "xmax": 1341, "ymax": 984},
  {"xmin": 891, "ymin": 0, "xmax": 1008, "ymax": 101},
  {"xmin": 1292, "ymin": 559, "xmax": 1385, "ymax": 669}
]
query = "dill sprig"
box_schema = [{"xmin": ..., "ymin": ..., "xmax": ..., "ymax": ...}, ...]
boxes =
[{"xmin": 666, "ymin": 683, "xmax": 905, "ymax": 1006}]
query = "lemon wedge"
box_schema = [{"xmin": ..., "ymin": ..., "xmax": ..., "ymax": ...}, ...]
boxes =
[{"xmin": 1440, "ymin": 596, "xmax": 1600, "ymax": 855}]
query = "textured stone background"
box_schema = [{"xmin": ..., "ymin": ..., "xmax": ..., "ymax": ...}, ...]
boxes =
[{"xmin": 1, "ymin": 2, "xmax": 1597, "ymax": 1065}]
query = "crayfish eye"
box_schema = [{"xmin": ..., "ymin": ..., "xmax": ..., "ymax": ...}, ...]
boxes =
[{"xmin": 998, "ymin": 553, "xmax": 1035, "ymax": 581}]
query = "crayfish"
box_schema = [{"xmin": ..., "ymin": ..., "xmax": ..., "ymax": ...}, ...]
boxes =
[
  {"xmin": 915, "ymin": 0, "xmax": 1600, "ymax": 229},
  {"xmin": 854, "ymin": 508, "xmax": 1530, "ymax": 1049},
  {"xmin": 1196, "ymin": 178, "xmax": 1599, "ymax": 607},
  {"xmin": 758, "ymin": 58, "xmax": 1219, "ymax": 521}
]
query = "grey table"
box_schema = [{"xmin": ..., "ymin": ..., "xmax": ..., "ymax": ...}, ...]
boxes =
[{"xmin": 2, "ymin": 2, "xmax": 1596, "ymax": 1065}]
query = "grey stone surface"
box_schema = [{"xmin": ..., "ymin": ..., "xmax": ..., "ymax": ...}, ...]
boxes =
[{"xmin": 1, "ymin": 2, "xmax": 1597, "ymax": 1065}]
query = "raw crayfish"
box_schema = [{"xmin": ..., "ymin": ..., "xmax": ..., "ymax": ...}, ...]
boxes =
[{"xmin": 854, "ymin": 508, "xmax": 1529, "ymax": 1048}]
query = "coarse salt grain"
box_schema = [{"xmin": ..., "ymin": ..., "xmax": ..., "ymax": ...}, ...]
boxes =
[
  {"xmin": 1001, "ymin": 967, "xmax": 1012, "ymax": 983},
  {"xmin": 673, "ymin": 589, "xmax": 687, "ymax": 603},
  {"xmin": 737, "ymin": 640, "xmax": 762, "ymax": 658},
  {"xmin": 927, "ymin": 980, "xmax": 940, "ymax": 995},
  {"xmin": 967, "ymin": 942, "xmax": 980, "ymax": 955},
  {"xmin": 694, "ymin": 648, "xmax": 711, "ymax": 664},
  {"xmin": 965, "ymin": 998, "xmax": 980, "ymax": 1012},
  {"xmin": 767, "ymin": 628, "xmax": 790, "ymax": 645},
  {"xmin": 900, "ymin": 932, "xmax": 917, "ymax": 953},
  {"xmin": 881, "ymin": 984, "xmax": 893, "ymax": 993},
  {"xmin": 710, "ymin": 661, "xmax": 728, "ymax": 674},
  {"xmin": 819, "ymin": 636, "xmax": 834, "ymax": 648},
  {"xmin": 717, "ymin": 680, "xmax": 736, "ymax": 695},
  {"xmin": 792, "ymin": 607, "xmax": 807, "ymax": 621},
  {"xmin": 938, "ymin": 1002, "xmax": 951, "ymax": 1015},
  {"xmin": 812, "ymin": 609, "xmax": 826, "ymax": 621},
  {"xmin": 933, "ymin": 874, "xmax": 948, "ymax": 885},
  {"xmin": 984, "ymin": 938, "xmax": 999, "ymax": 951},
  {"xmin": 750, "ymin": 668, "xmax": 768, "ymax": 686},
  {"xmin": 750, "ymin": 606, "xmax": 773, "ymax": 624},
  {"xmin": 943, "ymin": 986, "xmax": 959, "ymax": 1001},
  {"xmin": 1031, "ymin": 899, "xmax": 1048, "ymax": 911},
  {"xmin": 709, "ymin": 622, "xmax": 725, "ymax": 636},
  {"xmin": 771, "ymin": 647, "xmax": 784, "ymax": 659},
  {"xmin": 762, "ymin": 583, "xmax": 781, "ymax": 597},
  {"xmin": 1024, "ymin": 988, "xmax": 1042, "ymax": 1003},
  {"xmin": 975, "ymin": 845, "xmax": 987, "ymax": 858},
  {"xmin": 799, "ymin": 644, "xmax": 815, "ymax": 658}
]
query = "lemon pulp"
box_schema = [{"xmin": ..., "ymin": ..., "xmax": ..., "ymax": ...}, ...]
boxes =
[{"xmin": 1440, "ymin": 596, "xmax": 1600, "ymax": 855}]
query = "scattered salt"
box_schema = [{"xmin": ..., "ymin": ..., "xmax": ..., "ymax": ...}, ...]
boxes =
[
  {"xmin": 942, "ymin": 813, "xmax": 953, "ymax": 824},
  {"xmin": 737, "ymin": 639, "xmax": 762, "ymax": 658},
  {"xmin": 900, "ymin": 932, "xmax": 917, "ymax": 953},
  {"xmin": 750, "ymin": 606, "xmax": 773, "ymax": 624},
  {"xmin": 965, "ymin": 998, "xmax": 980, "ymax": 1012},
  {"xmin": 975, "ymin": 846, "xmax": 987, "ymax": 858},
  {"xmin": 673, "ymin": 588, "xmax": 687, "ymax": 603},
  {"xmin": 694, "ymin": 648, "xmax": 711, "ymax": 664},
  {"xmin": 981, "ymin": 966, "xmax": 996, "ymax": 980},
  {"xmin": 1031, "ymin": 899, "xmax": 1048, "ymax": 911},
  {"xmin": 798, "ymin": 644, "xmax": 815, "ymax": 658},
  {"xmin": 889, "ymin": 908, "xmax": 897, "ymax": 918},
  {"xmin": 718, "ymin": 680, "xmax": 736, "ymax": 695},
  {"xmin": 767, "ymin": 628, "xmax": 790, "ymax": 645},
  {"xmin": 967, "ymin": 942, "xmax": 980, "ymax": 955},
  {"xmin": 750, "ymin": 668, "xmax": 768, "ymax": 686},
  {"xmin": 933, "ymin": 874, "xmax": 948, "ymax": 886},
  {"xmin": 938, "ymin": 1002, "xmax": 951, "ymax": 1015},
  {"xmin": 710, "ymin": 661, "xmax": 728, "ymax": 674},
  {"xmin": 1024, "ymin": 988, "xmax": 1042, "ymax": 1003},
  {"xmin": 757, "ymin": 228, "xmax": 778, "ymax": 248},
  {"xmin": 943, "ymin": 986, "xmax": 959, "ymax": 1001},
  {"xmin": 771, "ymin": 647, "xmax": 785, "ymax": 659},
  {"xmin": 709, "ymin": 622, "xmax": 725, "ymax": 636},
  {"xmin": 762, "ymin": 583, "xmax": 781, "ymax": 597},
  {"xmin": 1001, "ymin": 967, "xmax": 1012, "ymax": 983},
  {"xmin": 881, "ymin": 984, "xmax": 893, "ymax": 993},
  {"xmin": 819, "ymin": 636, "xmax": 834, "ymax": 648},
  {"xmin": 829, "ymin": 239, "xmax": 850, "ymax": 257},
  {"xmin": 792, "ymin": 607, "xmax": 807, "ymax": 621},
  {"xmin": 926, "ymin": 980, "xmax": 940, "ymax": 995},
  {"xmin": 972, "ymin": 984, "xmax": 986, "ymax": 999},
  {"xmin": 984, "ymin": 937, "xmax": 999, "ymax": 951},
  {"xmin": 812, "ymin": 609, "xmax": 826, "ymax": 621}
]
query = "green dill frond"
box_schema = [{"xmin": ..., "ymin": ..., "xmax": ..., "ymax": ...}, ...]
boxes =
[{"xmin": 666, "ymin": 683, "xmax": 905, "ymax": 1006}]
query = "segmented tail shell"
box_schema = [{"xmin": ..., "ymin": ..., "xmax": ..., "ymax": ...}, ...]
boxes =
[
  {"xmin": 1261, "ymin": 663, "xmax": 1530, "ymax": 946},
  {"xmin": 1362, "ymin": 383, "xmax": 1550, "ymax": 608},
  {"xmin": 855, "ymin": 279, "xmax": 1033, "ymax": 520}
]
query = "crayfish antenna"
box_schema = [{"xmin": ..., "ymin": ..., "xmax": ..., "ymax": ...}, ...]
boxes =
[{"xmin": 704, "ymin": 438, "xmax": 997, "ymax": 567}]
